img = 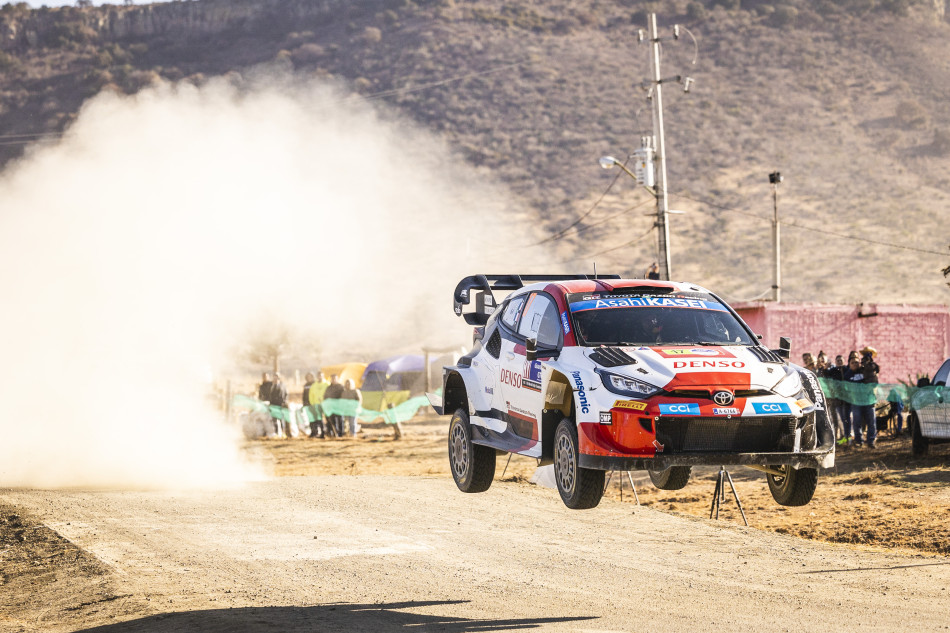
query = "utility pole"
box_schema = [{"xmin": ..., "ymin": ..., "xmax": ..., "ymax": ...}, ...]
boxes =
[
  {"xmin": 769, "ymin": 171, "xmax": 783, "ymax": 302},
  {"xmin": 648, "ymin": 13, "xmax": 673, "ymax": 282}
]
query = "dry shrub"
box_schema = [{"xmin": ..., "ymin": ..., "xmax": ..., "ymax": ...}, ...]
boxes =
[
  {"xmin": 896, "ymin": 99, "xmax": 929, "ymax": 129},
  {"xmin": 292, "ymin": 43, "xmax": 324, "ymax": 66},
  {"xmin": 361, "ymin": 26, "xmax": 383, "ymax": 44}
]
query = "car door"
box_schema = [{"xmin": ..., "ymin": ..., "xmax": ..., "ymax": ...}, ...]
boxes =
[{"xmin": 500, "ymin": 292, "xmax": 562, "ymax": 443}]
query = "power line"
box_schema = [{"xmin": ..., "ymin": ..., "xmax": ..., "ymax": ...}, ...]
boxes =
[
  {"xmin": 669, "ymin": 190, "xmax": 947, "ymax": 256},
  {"xmin": 528, "ymin": 156, "xmax": 635, "ymax": 247},
  {"xmin": 357, "ymin": 61, "xmax": 527, "ymax": 102},
  {"xmin": 559, "ymin": 225, "xmax": 655, "ymax": 264}
]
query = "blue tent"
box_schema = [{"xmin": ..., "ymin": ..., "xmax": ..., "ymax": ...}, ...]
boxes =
[{"xmin": 361, "ymin": 355, "xmax": 428, "ymax": 393}]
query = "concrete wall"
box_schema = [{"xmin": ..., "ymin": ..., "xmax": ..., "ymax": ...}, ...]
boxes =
[{"xmin": 733, "ymin": 302, "xmax": 950, "ymax": 383}]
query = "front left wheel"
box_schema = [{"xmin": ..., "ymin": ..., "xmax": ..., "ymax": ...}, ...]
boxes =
[
  {"xmin": 554, "ymin": 418, "xmax": 605, "ymax": 509},
  {"xmin": 766, "ymin": 465, "xmax": 818, "ymax": 506},
  {"xmin": 448, "ymin": 408, "xmax": 496, "ymax": 493}
]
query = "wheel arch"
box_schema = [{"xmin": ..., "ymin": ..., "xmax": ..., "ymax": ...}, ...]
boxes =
[
  {"xmin": 442, "ymin": 370, "xmax": 469, "ymax": 416},
  {"xmin": 540, "ymin": 370, "xmax": 573, "ymax": 463}
]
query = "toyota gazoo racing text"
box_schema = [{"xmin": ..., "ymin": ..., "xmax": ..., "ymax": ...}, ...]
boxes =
[{"xmin": 427, "ymin": 275, "xmax": 835, "ymax": 510}]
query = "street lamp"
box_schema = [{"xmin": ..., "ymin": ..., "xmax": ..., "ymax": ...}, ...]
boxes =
[{"xmin": 769, "ymin": 171, "xmax": 783, "ymax": 302}]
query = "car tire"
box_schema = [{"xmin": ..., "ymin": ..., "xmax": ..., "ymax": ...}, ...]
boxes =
[
  {"xmin": 911, "ymin": 413, "xmax": 930, "ymax": 456},
  {"xmin": 648, "ymin": 466, "xmax": 691, "ymax": 490},
  {"xmin": 448, "ymin": 408, "xmax": 495, "ymax": 493},
  {"xmin": 766, "ymin": 465, "xmax": 818, "ymax": 507},
  {"xmin": 554, "ymin": 418, "xmax": 605, "ymax": 509}
]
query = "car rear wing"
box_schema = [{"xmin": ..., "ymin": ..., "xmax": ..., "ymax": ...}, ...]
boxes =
[{"xmin": 453, "ymin": 274, "xmax": 621, "ymax": 326}]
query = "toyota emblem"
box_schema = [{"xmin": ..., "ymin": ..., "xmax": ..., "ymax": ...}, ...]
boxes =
[{"xmin": 713, "ymin": 390, "xmax": 734, "ymax": 406}]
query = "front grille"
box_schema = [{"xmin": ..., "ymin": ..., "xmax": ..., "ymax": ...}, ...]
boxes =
[{"xmin": 655, "ymin": 416, "xmax": 796, "ymax": 453}]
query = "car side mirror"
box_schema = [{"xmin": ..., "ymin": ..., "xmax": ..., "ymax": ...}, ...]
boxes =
[
  {"xmin": 526, "ymin": 337, "xmax": 538, "ymax": 362},
  {"xmin": 773, "ymin": 336, "xmax": 791, "ymax": 360}
]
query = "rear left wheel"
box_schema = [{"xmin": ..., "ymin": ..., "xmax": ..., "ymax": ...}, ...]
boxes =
[{"xmin": 554, "ymin": 418, "xmax": 605, "ymax": 509}]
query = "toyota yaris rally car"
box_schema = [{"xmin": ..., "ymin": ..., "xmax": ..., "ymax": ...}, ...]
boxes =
[{"xmin": 427, "ymin": 274, "xmax": 835, "ymax": 510}]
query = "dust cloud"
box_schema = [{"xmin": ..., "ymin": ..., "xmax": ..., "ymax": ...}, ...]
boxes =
[{"xmin": 0, "ymin": 72, "xmax": 550, "ymax": 489}]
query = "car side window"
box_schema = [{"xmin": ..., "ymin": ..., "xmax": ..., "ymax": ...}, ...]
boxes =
[
  {"xmin": 501, "ymin": 295, "xmax": 527, "ymax": 329},
  {"xmin": 934, "ymin": 359, "xmax": 950, "ymax": 386},
  {"xmin": 517, "ymin": 293, "xmax": 561, "ymax": 348}
]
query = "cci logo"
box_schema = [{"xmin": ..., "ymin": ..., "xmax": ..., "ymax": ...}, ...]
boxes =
[
  {"xmin": 659, "ymin": 403, "xmax": 700, "ymax": 416},
  {"xmin": 752, "ymin": 402, "xmax": 791, "ymax": 415}
]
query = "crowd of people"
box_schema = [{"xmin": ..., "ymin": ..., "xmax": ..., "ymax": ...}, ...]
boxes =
[
  {"xmin": 257, "ymin": 371, "xmax": 363, "ymax": 439},
  {"xmin": 801, "ymin": 346, "xmax": 892, "ymax": 448}
]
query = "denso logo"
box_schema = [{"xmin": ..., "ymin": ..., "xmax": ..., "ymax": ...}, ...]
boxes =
[
  {"xmin": 673, "ymin": 360, "xmax": 746, "ymax": 369},
  {"xmin": 499, "ymin": 369, "xmax": 521, "ymax": 388},
  {"xmin": 571, "ymin": 371, "xmax": 590, "ymax": 414}
]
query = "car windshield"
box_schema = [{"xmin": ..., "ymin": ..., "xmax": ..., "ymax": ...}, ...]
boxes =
[{"xmin": 567, "ymin": 292, "xmax": 755, "ymax": 347}]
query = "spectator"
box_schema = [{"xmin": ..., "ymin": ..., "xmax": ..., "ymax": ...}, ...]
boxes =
[
  {"xmin": 848, "ymin": 347, "xmax": 880, "ymax": 448},
  {"xmin": 270, "ymin": 372, "xmax": 289, "ymax": 437},
  {"xmin": 801, "ymin": 352, "xmax": 816, "ymax": 373},
  {"xmin": 301, "ymin": 372, "xmax": 319, "ymax": 438},
  {"xmin": 324, "ymin": 374, "xmax": 345, "ymax": 437},
  {"xmin": 308, "ymin": 371, "xmax": 330, "ymax": 438},
  {"xmin": 646, "ymin": 262, "xmax": 660, "ymax": 280},
  {"xmin": 258, "ymin": 372, "xmax": 273, "ymax": 403},
  {"xmin": 824, "ymin": 354, "xmax": 847, "ymax": 439},
  {"xmin": 341, "ymin": 378, "xmax": 363, "ymax": 437}
]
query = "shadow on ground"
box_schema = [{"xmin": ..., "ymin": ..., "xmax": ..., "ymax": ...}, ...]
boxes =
[{"xmin": 76, "ymin": 600, "xmax": 598, "ymax": 633}]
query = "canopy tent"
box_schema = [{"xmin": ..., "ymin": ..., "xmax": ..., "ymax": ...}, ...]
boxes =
[
  {"xmin": 320, "ymin": 362, "xmax": 368, "ymax": 388},
  {"xmin": 360, "ymin": 355, "xmax": 433, "ymax": 411}
]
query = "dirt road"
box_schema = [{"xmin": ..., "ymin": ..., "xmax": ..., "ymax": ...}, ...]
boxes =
[{"xmin": 3, "ymin": 475, "xmax": 950, "ymax": 633}]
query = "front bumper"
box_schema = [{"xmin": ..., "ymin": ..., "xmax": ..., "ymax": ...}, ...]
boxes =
[{"xmin": 580, "ymin": 448, "xmax": 834, "ymax": 472}]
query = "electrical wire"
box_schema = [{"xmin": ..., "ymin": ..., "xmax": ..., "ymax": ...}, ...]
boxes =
[
  {"xmin": 559, "ymin": 225, "xmax": 655, "ymax": 265},
  {"xmin": 528, "ymin": 156, "xmax": 637, "ymax": 247},
  {"xmin": 669, "ymin": 190, "xmax": 946, "ymax": 256},
  {"xmin": 357, "ymin": 61, "xmax": 527, "ymax": 102}
]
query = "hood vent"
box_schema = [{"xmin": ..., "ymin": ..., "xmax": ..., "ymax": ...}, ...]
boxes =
[
  {"xmin": 589, "ymin": 347, "xmax": 637, "ymax": 368},
  {"xmin": 748, "ymin": 346, "xmax": 785, "ymax": 364}
]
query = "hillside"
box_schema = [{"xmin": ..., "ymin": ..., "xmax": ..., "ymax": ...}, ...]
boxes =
[{"xmin": 1, "ymin": 0, "xmax": 949, "ymax": 304}]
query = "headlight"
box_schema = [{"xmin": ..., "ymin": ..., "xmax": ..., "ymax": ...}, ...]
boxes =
[
  {"xmin": 773, "ymin": 369, "xmax": 804, "ymax": 398},
  {"xmin": 596, "ymin": 370, "xmax": 661, "ymax": 397}
]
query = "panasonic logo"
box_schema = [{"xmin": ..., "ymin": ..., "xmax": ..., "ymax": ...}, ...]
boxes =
[{"xmin": 571, "ymin": 371, "xmax": 590, "ymax": 414}]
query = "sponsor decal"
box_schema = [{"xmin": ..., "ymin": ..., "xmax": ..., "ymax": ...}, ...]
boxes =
[
  {"xmin": 655, "ymin": 347, "xmax": 735, "ymax": 359},
  {"xmin": 571, "ymin": 371, "xmax": 590, "ymax": 414},
  {"xmin": 752, "ymin": 402, "xmax": 792, "ymax": 415},
  {"xmin": 560, "ymin": 311, "xmax": 571, "ymax": 335},
  {"xmin": 713, "ymin": 407, "xmax": 740, "ymax": 415},
  {"xmin": 795, "ymin": 398, "xmax": 812, "ymax": 410},
  {"xmin": 500, "ymin": 368, "xmax": 522, "ymax": 388},
  {"xmin": 659, "ymin": 403, "xmax": 700, "ymax": 415},
  {"xmin": 507, "ymin": 403, "xmax": 536, "ymax": 421},
  {"xmin": 801, "ymin": 371, "xmax": 825, "ymax": 410},
  {"xmin": 599, "ymin": 411, "xmax": 613, "ymax": 424},
  {"xmin": 484, "ymin": 386, "xmax": 493, "ymax": 395},
  {"xmin": 500, "ymin": 361, "xmax": 542, "ymax": 392},
  {"xmin": 712, "ymin": 390, "xmax": 734, "ymax": 406},
  {"xmin": 570, "ymin": 296, "xmax": 728, "ymax": 313},
  {"xmin": 673, "ymin": 360, "xmax": 746, "ymax": 369},
  {"xmin": 613, "ymin": 399, "xmax": 648, "ymax": 412}
]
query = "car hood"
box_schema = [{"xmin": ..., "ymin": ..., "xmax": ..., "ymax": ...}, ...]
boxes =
[{"xmin": 583, "ymin": 345, "xmax": 788, "ymax": 392}]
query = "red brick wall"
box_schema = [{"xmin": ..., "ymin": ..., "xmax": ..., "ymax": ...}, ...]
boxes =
[{"xmin": 733, "ymin": 302, "xmax": 950, "ymax": 383}]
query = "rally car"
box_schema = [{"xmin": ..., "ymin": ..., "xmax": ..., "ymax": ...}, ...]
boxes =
[{"xmin": 427, "ymin": 274, "xmax": 835, "ymax": 510}]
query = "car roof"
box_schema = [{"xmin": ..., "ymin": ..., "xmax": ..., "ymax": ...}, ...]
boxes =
[{"xmin": 512, "ymin": 278, "xmax": 713, "ymax": 298}]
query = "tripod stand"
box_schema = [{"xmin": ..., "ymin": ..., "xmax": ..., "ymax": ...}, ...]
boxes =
[{"xmin": 709, "ymin": 466, "xmax": 748, "ymax": 526}]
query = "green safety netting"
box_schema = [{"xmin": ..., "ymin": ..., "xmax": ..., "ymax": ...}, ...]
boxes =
[
  {"xmin": 231, "ymin": 393, "xmax": 433, "ymax": 425},
  {"xmin": 817, "ymin": 378, "xmax": 945, "ymax": 411}
]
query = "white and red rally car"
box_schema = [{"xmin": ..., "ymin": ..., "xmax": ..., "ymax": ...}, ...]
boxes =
[{"xmin": 428, "ymin": 275, "xmax": 835, "ymax": 509}]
